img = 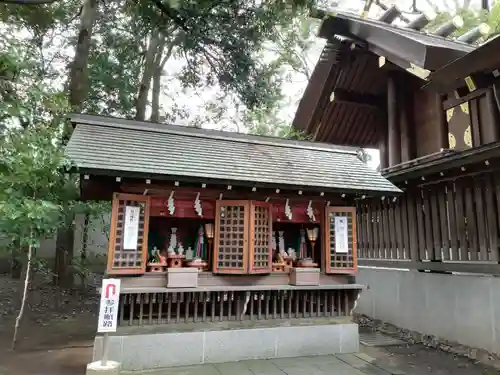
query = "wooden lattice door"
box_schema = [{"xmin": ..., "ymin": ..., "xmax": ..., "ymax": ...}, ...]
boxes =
[
  {"xmin": 213, "ymin": 201, "xmax": 250, "ymax": 274},
  {"xmin": 324, "ymin": 207, "xmax": 358, "ymax": 274},
  {"xmin": 107, "ymin": 193, "xmax": 151, "ymax": 275},
  {"xmin": 249, "ymin": 201, "xmax": 272, "ymax": 273}
]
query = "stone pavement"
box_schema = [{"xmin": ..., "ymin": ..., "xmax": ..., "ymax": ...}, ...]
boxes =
[{"xmin": 122, "ymin": 354, "xmax": 393, "ymax": 375}]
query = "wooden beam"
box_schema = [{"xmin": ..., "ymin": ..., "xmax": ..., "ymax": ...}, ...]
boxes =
[
  {"xmin": 486, "ymin": 88, "xmax": 500, "ymax": 142},
  {"xmin": 387, "ymin": 75, "xmax": 401, "ymax": 166},
  {"xmin": 331, "ymin": 89, "xmax": 385, "ymax": 110},
  {"xmin": 442, "ymin": 88, "xmax": 488, "ymax": 110},
  {"xmin": 436, "ymin": 94, "xmax": 448, "ymax": 150}
]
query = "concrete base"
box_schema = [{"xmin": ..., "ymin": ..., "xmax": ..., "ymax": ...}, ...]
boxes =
[
  {"xmin": 86, "ymin": 360, "xmax": 120, "ymax": 375},
  {"xmin": 92, "ymin": 323, "xmax": 359, "ymax": 371}
]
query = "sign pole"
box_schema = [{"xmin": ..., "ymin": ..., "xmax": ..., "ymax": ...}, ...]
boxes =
[{"xmin": 101, "ymin": 332, "xmax": 110, "ymax": 367}]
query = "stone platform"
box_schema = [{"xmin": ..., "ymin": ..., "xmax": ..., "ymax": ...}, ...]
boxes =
[{"xmin": 92, "ymin": 323, "xmax": 359, "ymax": 372}]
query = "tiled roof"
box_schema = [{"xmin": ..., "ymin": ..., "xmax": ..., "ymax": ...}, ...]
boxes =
[{"xmin": 66, "ymin": 114, "xmax": 401, "ymax": 194}]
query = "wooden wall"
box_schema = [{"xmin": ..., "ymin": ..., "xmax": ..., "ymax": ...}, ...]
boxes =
[
  {"xmin": 381, "ymin": 82, "xmax": 500, "ymax": 170},
  {"xmin": 356, "ymin": 171, "xmax": 500, "ymax": 274}
]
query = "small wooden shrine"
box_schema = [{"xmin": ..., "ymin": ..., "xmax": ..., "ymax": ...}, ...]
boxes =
[{"xmin": 66, "ymin": 114, "xmax": 400, "ymax": 370}]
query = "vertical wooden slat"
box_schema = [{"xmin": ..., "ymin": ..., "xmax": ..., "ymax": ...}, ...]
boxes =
[
  {"xmin": 157, "ymin": 294, "xmax": 163, "ymax": 324},
  {"xmin": 474, "ymin": 178, "xmax": 488, "ymax": 261},
  {"xmin": 302, "ymin": 291, "xmax": 307, "ymax": 318},
  {"xmin": 344, "ymin": 291, "xmax": 349, "ymax": 316},
  {"xmin": 323, "ymin": 291, "xmax": 328, "ymax": 317},
  {"xmin": 455, "ymin": 182, "xmax": 468, "ymax": 261},
  {"xmin": 148, "ymin": 293, "xmax": 154, "ymax": 325},
  {"xmin": 422, "ymin": 189, "xmax": 434, "ymax": 261},
  {"xmin": 388, "ymin": 200, "xmax": 397, "ymax": 259},
  {"xmin": 167, "ymin": 293, "xmax": 172, "ymax": 324},
  {"xmin": 129, "ymin": 295, "xmax": 134, "ymax": 326},
  {"xmin": 316, "ymin": 291, "xmax": 321, "ymax": 317},
  {"xmin": 336, "ymin": 292, "xmax": 341, "ymax": 317},
  {"xmin": 381, "ymin": 199, "xmax": 390, "ymax": 259},
  {"xmin": 330, "ymin": 292, "xmax": 335, "ymax": 317},
  {"xmin": 288, "ymin": 290, "xmax": 293, "ymax": 319},
  {"xmin": 280, "ymin": 291, "xmax": 285, "ymax": 319},
  {"xmin": 273, "ymin": 291, "xmax": 278, "ymax": 319},
  {"xmin": 265, "ymin": 291, "xmax": 270, "ymax": 320},
  {"xmin": 400, "ymin": 196, "xmax": 410, "ymax": 260},
  {"xmin": 485, "ymin": 174, "xmax": 499, "ymax": 262},
  {"xmin": 464, "ymin": 182, "xmax": 479, "ymax": 261},
  {"xmin": 236, "ymin": 292, "xmax": 241, "ymax": 321},
  {"xmin": 211, "ymin": 292, "xmax": 216, "ymax": 321},
  {"xmin": 228, "ymin": 291, "xmax": 233, "ymax": 321},
  {"xmin": 406, "ymin": 193, "xmax": 419, "ymax": 262},
  {"xmin": 366, "ymin": 204, "xmax": 373, "ymax": 258},
  {"xmin": 429, "ymin": 188, "xmax": 442, "ymax": 260},
  {"xmin": 415, "ymin": 189, "xmax": 426, "ymax": 261},
  {"xmin": 437, "ymin": 187, "xmax": 449, "ymax": 260},
  {"xmin": 394, "ymin": 198, "xmax": 404, "ymax": 259},
  {"xmin": 218, "ymin": 292, "xmax": 224, "ymax": 321},
  {"xmin": 309, "ymin": 291, "xmax": 314, "ymax": 318},
  {"xmin": 359, "ymin": 204, "xmax": 367, "ymax": 257},
  {"xmin": 250, "ymin": 292, "xmax": 254, "ymax": 320},
  {"xmin": 139, "ymin": 294, "xmax": 144, "ymax": 326},
  {"xmin": 176, "ymin": 292, "xmax": 181, "ymax": 324},
  {"xmin": 194, "ymin": 293, "xmax": 199, "ymax": 322},
  {"xmin": 446, "ymin": 183, "xmax": 459, "ymax": 260},
  {"xmin": 257, "ymin": 292, "xmax": 262, "ymax": 320},
  {"xmin": 372, "ymin": 202, "xmax": 380, "ymax": 258}
]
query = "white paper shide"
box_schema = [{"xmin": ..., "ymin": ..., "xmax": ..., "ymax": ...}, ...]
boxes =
[
  {"xmin": 97, "ymin": 279, "xmax": 121, "ymax": 333},
  {"xmin": 334, "ymin": 216, "xmax": 349, "ymax": 253},
  {"xmin": 123, "ymin": 205, "xmax": 140, "ymax": 250}
]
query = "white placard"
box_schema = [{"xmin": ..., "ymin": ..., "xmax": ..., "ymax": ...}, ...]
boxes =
[
  {"xmin": 334, "ymin": 216, "xmax": 349, "ymax": 253},
  {"xmin": 123, "ymin": 205, "xmax": 140, "ymax": 250},
  {"xmin": 97, "ymin": 279, "xmax": 121, "ymax": 333}
]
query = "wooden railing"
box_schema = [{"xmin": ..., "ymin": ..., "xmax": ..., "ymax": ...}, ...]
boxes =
[
  {"xmin": 118, "ymin": 287, "xmax": 358, "ymax": 327},
  {"xmin": 357, "ymin": 172, "xmax": 500, "ymax": 274}
]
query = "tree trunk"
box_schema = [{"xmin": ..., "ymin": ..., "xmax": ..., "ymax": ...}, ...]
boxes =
[
  {"xmin": 68, "ymin": 0, "xmax": 98, "ymax": 112},
  {"xmin": 54, "ymin": 225, "xmax": 75, "ymax": 288},
  {"xmin": 136, "ymin": 30, "xmax": 162, "ymax": 121},
  {"xmin": 150, "ymin": 34, "xmax": 181, "ymax": 123},
  {"xmin": 12, "ymin": 243, "xmax": 33, "ymax": 350}
]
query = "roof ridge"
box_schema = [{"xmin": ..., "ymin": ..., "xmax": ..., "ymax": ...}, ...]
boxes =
[
  {"xmin": 334, "ymin": 11, "xmax": 474, "ymax": 48},
  {"xmin": 70, "ymin": 114, "xmax": 359, "ymax": 155}
]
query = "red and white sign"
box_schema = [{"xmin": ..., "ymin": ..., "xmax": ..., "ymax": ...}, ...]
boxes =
[{"xmin": 97, "ymin": 279, "xmax": 121, "ymax": 333}]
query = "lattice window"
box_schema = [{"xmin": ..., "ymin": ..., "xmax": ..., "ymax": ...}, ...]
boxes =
[
  {"xmin": 214, "ymin": 201, "xmax": 249, "ymax": 274},
  {"xmin": 107, "ymin": 193, "xmax": 150, "ymax": 275},
  {"xmin": 249, "ymin": 202, "xmax": 272, "ymax": 273},
  {"xmin": 324, "ymin": 207, "xmax": 357, "ymax": 274}
]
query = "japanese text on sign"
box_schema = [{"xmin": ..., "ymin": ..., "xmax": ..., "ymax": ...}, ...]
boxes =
[
  {"xmin": 334, "ymin": 216, "xmax": 349, "ymax": 253},
  {"xmin": 123, "ymin": 205, "xmax": 140, "ymax": 250},
  {"xmin": 97, "ymin": 279, "xmax": 121, "ymax": 333}
]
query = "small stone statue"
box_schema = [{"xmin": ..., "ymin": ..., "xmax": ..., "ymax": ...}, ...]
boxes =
[
  {"xmin": 177, "ymin": 243, "xmax": 185, "ymax": 255},
  {"xmin": 278, "ymin": 231, "xmax": 285, "ymax": 253}
]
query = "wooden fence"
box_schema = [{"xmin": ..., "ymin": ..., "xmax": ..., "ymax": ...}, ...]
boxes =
[
  {"xmin": 356, "ymin": 172, "xmax": 500, "ymax": 274},
  {"xmin": 118, "ymin": 288, "xmax": 357, "ymax": 327}
]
